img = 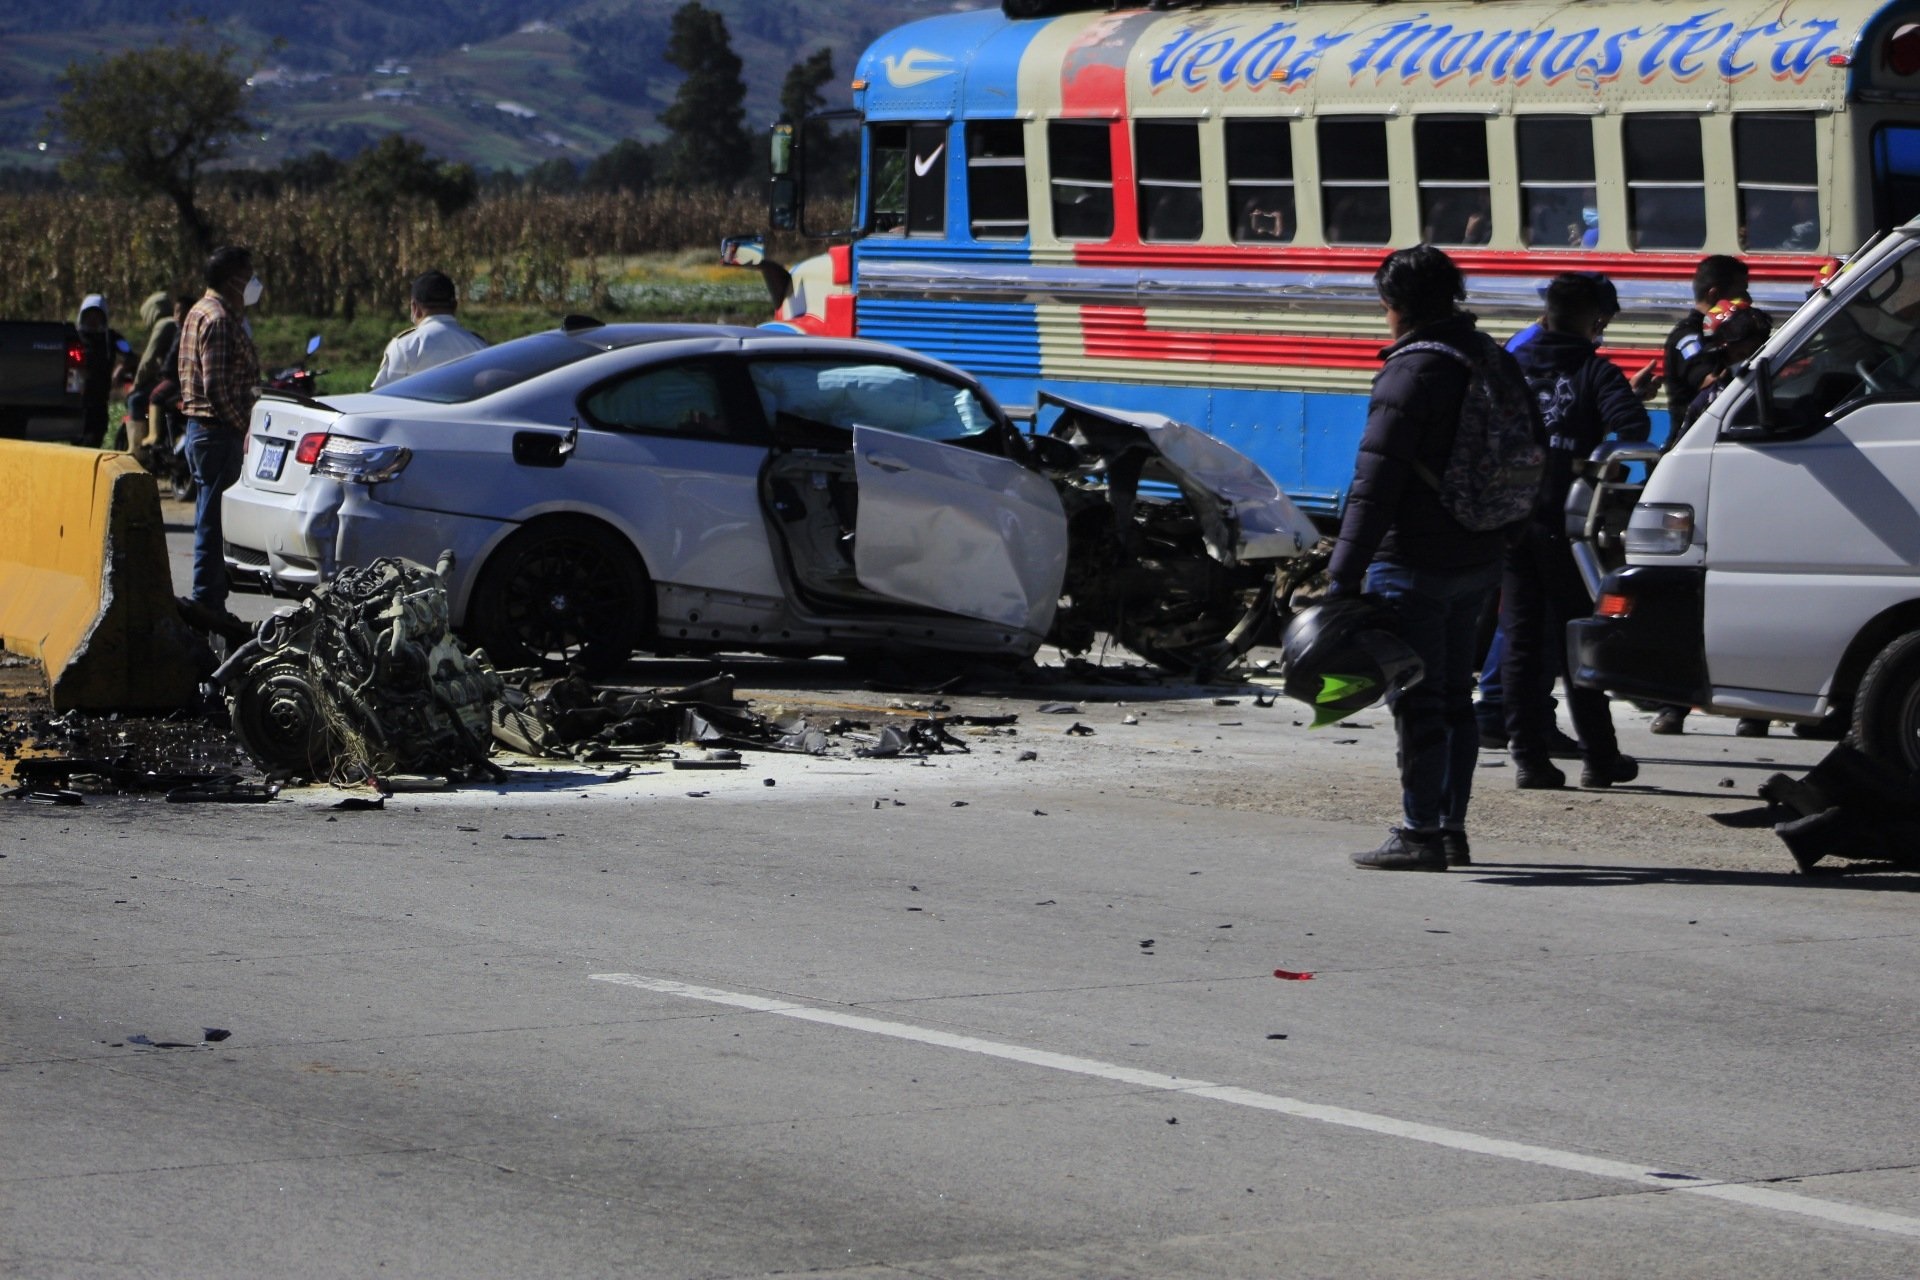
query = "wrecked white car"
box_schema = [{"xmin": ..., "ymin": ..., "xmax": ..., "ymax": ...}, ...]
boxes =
[{"xmin": 223, "ymin": 323, "xmax": 1316, "ymax": 674}]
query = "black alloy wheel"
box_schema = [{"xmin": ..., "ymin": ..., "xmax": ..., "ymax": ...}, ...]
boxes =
[{"xmin": 469, "ymin": 518, "xmax": 649, "ymax": 675}]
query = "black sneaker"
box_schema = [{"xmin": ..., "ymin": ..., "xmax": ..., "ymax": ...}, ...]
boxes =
[
  {"xmin": 1478, "ymin": 725, "xmax": 1507, "ymax": 750},
  {"xmin": 1513, "ymin": 755, "xmax": 1566, "ymax": 789},
  {"xmin": 1350, "ymin": 828, "xmax": 1448, "ymax": 871},
  {"xmin": 1735, "ymin": 718, "xmax": 1770, "ymax": 738},
  {"xmin": 1650, "ymin": 707, "xmax": 1687, "ymax": 735},
  {"xmin": 1439, "ymin": 830, "xmax": 1471, "ymax": 867},
  {"xmin": 1580, "ymin": 754, "xmax": 1640, "ymax": 788}
]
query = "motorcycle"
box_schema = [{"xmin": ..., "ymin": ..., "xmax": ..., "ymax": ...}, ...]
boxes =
[{"xmin": 266, "ymin": 334, "xmax": 324, "ymax": 397}]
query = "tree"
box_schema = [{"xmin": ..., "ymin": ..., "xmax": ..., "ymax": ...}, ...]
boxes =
[
  {"xmin": 780, "ymin": 47, "xmax": 835, "ymax": 127},
  {"xmin": 50, "ymin": 39, "xmax": 250, "ymax": 252},
  {"xmin": 346, "ymin": 135, "xmax": 479, "ymax": 216},
  {"xmin": 524, "ymin": 157, "xmax": 581, "ymax": 195},
  {"xmin": 660, "ymin": 2, "xmax": 749, "ymax": 191},
  {"xmin": 584, "ymin": 139, "xmax": 657, "ymax": 195}
]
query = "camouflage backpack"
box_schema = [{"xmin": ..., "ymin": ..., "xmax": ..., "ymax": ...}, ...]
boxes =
[{"xmin": 1393, "ymin": 332, "xmax": 1545, "ymax": 532}]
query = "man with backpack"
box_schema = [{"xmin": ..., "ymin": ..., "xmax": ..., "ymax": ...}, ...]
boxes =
[
  {"xmin": 1503, "ymin": 273, "xmax": 1650, "ymax": 790},
  {"xmin": 1328, "ymin": 245, "xmax": 1543, "ymax": 871}
]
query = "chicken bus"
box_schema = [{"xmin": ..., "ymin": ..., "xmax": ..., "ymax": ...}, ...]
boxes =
[{"xmin": 736, "ymin": 0, "xmax": 1920, "ymax": 519}]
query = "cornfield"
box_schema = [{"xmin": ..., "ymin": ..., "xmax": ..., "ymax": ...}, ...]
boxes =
[{"xmin": 0, "ymin": 189, "xmax": 840, "ymax": 321}]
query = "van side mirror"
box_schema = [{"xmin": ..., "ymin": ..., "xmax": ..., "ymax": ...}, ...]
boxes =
[{"xmin": 1751, "ymin": 355, "xmax": 1774, "ymax": 431}]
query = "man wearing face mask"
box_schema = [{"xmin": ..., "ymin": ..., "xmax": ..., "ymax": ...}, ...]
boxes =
[
  {"xmin": 73, "ymin": 294, "xmax": 128, "ymax": 449},
  {"xmin": 177, "ymin": 245, "xmax": 263, "ymax": 622}
]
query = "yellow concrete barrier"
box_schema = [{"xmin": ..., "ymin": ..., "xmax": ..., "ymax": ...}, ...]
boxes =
[{"xmin": 0, "ymin": 441, "xmax": 201, "ymax": 710}]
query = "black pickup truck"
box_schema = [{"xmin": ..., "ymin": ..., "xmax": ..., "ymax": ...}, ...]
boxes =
[{"xmin": 0, "ymin": 320, "xmax": 84, "ymax": 440}]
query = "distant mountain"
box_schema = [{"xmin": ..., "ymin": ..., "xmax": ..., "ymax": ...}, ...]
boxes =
[{"xmin": 0, "ymin": 1, "xmax": 977, "ymax": 173}]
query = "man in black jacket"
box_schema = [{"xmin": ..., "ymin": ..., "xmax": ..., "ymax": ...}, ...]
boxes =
[
  {"xmin": 1329, "ymin": 246, "xmax": 1513, "ymax": 871},
  {"xmin": 1503, "ymin": 274, "xmax": 1651, "ymax": 788},
  {"xmin": 1663, "ymin": 254, "xmax": 1749, "ymax": 434}
]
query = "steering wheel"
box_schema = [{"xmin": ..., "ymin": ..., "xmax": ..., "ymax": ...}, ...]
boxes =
[{"xmin": 1855, "ymin": 359, "xmax": 1892, "ymax": 396}]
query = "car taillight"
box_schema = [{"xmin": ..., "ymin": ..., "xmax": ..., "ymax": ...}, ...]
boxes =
[
  {"xmin": 294, "ymin": 432, "xmax": 328, "ymax": 466},
  {"xmin": 1597, "ymin": 593, "xmax": 1633, "ymax": 618},
  {"xmin": 66, "ymin": 342, "xmax": 84, "ymax": 369}
]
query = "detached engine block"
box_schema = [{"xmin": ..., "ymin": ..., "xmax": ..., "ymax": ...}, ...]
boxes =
[{"xmin": 220, "ymin": 557, "xmax": 502, "ymax": 782}]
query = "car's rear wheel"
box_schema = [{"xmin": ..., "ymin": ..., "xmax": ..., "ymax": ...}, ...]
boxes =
[
  {"xmin": 1852, "ymin": 629, "xmax": 1920, "ymax": 773},
  {"xmin": 468, "ymin": 518, "xmax": 650, "ymax": 675}
]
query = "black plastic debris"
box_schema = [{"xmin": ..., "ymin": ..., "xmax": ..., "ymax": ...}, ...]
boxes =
[
  {"xmin": 1037, "ymin": 702, "xmax": 1081, "ymax": 715},
  {"xmin": 1759, "ymin": 743, "xmax": 1920, "ymax": 871},
  {"xmin": 854, "ymin": 720, "xmax": 971, "ymax": 759},
  {"xmin": 167, "ymin": 781, "xmax": 278, "ymax": 803},
  {"xmin": 331, "ymin": 796, "xmax": 385, "ymax": 811},
  {"xmin": 1065, "ymin": 722, "xmax": 1096, "ymax": 737},
  {"xmin": 502, "ymin": 833, "xmax": 549, "ymax": 841},
  {"xmin": 23, "ymin": 789, "xmax": 84, "ymax": 806},
  {"xmin": 1017, "ymin": 750, "xmax": 1039, "ymax": 762},
  {"xmin": 203, "ymin": 1028, "xmax": 232, "ymax": 1042}
]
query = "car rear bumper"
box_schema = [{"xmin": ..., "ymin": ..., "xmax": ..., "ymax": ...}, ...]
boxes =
[
  {"xmin": 224, "ymin": 480, "xmax": 508, "ymax": 620},
  {"xmin": 1568, "ymin": 565, "xmax": 1711, "ymax": 707}
]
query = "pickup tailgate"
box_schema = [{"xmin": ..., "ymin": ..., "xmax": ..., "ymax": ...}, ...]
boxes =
[{"xmin": 0, "ymin": 320, "xmax": 81, "ymax": 412}]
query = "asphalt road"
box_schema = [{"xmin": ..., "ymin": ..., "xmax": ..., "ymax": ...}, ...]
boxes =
[{"xmin": 2, "ymin": 511, "xmax": 1915, "ymax": 1279}]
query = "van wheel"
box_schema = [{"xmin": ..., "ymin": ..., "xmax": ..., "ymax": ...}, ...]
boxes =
[
  {"xmin": 468, "ymin": 518, "xmax": 650, "ymax": 675},
  {"xmin": 1852, "ymin": 630, "xmax": 1920, "ymax": 773}
]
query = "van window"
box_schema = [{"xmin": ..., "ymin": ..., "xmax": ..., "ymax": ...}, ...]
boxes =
[
  {"xmin": 1625, "ymin": 116, "xmax": 1706, "ymax": 250},
  {"xmin": 1518, "ymin": 116, "xmax": 1597, "ymax": 248},
  {"xmin": 868, "ymin": 123, "xmax": 947, "ymax": 236},
  {"xmin": 1226, "ymin": 119, "xmax": 1294, "ymax": 243},
  {"xmin": 1873, "ymin": 124, "xmax": 1920, "ymax": 235},
  {"xmin": 1136, "ymin": 120, "xmax": 1204, "ymax": 242},
  {"xmin": 1320, "ymin": 118, "xmax": 1391, "ymax": 245},
  {"xmin": 967, "ymin": 121, "xmax": 1029, "ymax": 240},
  {"xmin": 1746, "ymin": 243, "xmax": 1920, "ymax": 430},
  {"xmin": 1049, "ymin": 122, "xmax": 1114, "ymax": 240},
  {"xmin": 1737, "ymin": 115, "xmax": 1820, "ymax": 252},
  {"xmin": 1415, "ymin": 117, "xmax": 1491, "ymax": 246}
]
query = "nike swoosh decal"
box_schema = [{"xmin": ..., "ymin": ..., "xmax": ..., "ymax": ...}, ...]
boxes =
[{"xmin": 913, "ymin": 144, "xmax": 946, "ymax": 178}]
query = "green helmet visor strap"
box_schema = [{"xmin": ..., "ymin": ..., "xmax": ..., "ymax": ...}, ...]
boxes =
[{"xmin": 1311, "ymin": 672, "xmax": 1376, "ymax": 729}]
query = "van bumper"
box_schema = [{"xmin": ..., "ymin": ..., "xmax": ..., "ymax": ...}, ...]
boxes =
[{"xmin": 1569, "ymin": 565, "xmax": 1711, "ymax": 706}]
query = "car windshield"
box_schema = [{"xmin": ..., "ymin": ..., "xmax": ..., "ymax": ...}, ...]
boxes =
[
  {"xmin": 380, "ymin": 332, "xmax": 603, "ymax": 403},
  {"xmin": 749, "ymin": 360, "xmax": 995, "ymax": 442}
]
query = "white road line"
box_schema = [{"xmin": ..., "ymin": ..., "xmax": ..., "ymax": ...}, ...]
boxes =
[{"xmin": 590, "ymin": 973, "xmax": 1920, "ymax": 1242}]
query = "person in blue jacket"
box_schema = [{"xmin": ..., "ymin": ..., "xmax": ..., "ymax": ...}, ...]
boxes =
[{"xmin": 1502, "ymin": 274, "xmax": 1650, "ymax": 789}]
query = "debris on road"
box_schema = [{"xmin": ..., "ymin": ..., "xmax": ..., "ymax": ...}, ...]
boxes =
[
  {"xmin": 1273, "ymin": 969, "xmax": 1315, "ymax": 981},
  {"xmin": 1760, "ymin": 743, "xmax": 1920, "ymax": 872},
  {"xmin": 217, "ymin": 557, "xmax": 500, "ymax": 784},
  {"xmin": 1065, "ymin": 722, "xmax": 1096, "ymax": 736}
]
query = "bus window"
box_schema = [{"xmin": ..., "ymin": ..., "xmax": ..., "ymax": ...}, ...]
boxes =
[
  {"xmin": 869, "ymin": 123, "xmax": 947, "ymax": 236},
  {"xmin": 1737, "ymin": 115, "xmax": 1820, "ymax": 252},
  {"xmin": 1624, "ymin": 116, "xmax": 1706, "ymax": 251},
  {"xmin": 1049, "ymin": 122, "xmax": 1114, "ymax": 240},
  {"xmin": 1873, "ymin": 124, "xmax": 1920, "ymax": 234},
  {"xmin": 967, "ymin": 121, "xmax": 1029, "ymax": 240},
  {"xmin": 1518, "ymin": 117, "xmax": 1597, "ymax": 248},
  {"xmin": 1226, "ymin": 119, "xmax": 1295, "ymax": 244},
  {"xmin": 1415, "ymin": 118, "xmax": 1491, "ymax": 246},
  {"xmin": 1136, "ymin": 121, "xmax": 1204, "ymax": 242},
  {"xmin": 1319, "ymin": 118, "xmax": 1391, "ymax": 245}
]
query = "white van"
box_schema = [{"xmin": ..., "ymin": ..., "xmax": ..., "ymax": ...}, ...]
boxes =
[{"xmin": 1572, "ymin": 225, "xmax": 1920, "ymax": 774}]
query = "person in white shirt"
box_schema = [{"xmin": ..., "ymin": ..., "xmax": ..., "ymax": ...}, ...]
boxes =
[{"xmin": 370, "ymin": 271, "xmax": 487, "ymax": 389}]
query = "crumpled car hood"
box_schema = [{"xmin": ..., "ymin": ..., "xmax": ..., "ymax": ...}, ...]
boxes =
[{"xmin": 1040, "ymin": 392, "xmax": 1316, "ymax": 565}]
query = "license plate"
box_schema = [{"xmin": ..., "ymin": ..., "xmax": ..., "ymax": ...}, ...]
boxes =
[{"xmin": 254, "ymin": 439, "xmax": 287, "ymax": 481}]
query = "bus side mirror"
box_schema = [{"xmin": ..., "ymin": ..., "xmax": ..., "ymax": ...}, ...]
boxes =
[{"xmin": 769, "ymin": 121, "xmax": 799, "ymax": 231}]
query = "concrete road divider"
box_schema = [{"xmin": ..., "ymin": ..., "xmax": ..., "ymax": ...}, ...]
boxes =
[{"xmin": 0, "ymin": 441, "xmax": 202, "ymax": 710}]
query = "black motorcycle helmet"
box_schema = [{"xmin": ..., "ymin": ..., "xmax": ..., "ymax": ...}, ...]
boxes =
[{"xmin": 1280, "ymin": 596, "xmax": 1425, "ymax": 727}]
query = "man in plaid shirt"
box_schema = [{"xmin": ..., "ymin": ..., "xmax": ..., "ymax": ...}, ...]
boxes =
[{"xmin": 178, "ymin": 245, "xmax": 262, "ymax": 618}]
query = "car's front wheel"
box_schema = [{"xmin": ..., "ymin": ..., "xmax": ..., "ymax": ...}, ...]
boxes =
[
  {"xmin": 1853, "ymin": 629, "xmax": 1920, "ymax": 773},
  {"xmin": 467, "ymin": 517, "xmax": 650, "ymax": 675}
]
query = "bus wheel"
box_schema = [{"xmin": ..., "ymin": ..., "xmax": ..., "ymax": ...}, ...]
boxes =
[{"xmin": 1852, "ymin": 629, "xmax": 1920, "ymax": 774}]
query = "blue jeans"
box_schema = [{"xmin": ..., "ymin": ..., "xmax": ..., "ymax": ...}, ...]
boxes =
[
  {"xmin": 1364, "ymin": 559, "xmax": 1502, "ymax": 833},
  {"xmin": 185, "ymin": 420, "xmax": 244, "ymax": 611}
]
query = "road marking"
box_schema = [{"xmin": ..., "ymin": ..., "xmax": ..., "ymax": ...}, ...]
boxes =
[{"xmin": 591, "ymin": 973, "xmax": 1920, "ymax": 1241}]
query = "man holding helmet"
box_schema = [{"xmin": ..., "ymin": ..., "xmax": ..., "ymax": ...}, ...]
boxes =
[{"xmin": 1316, "ymin": 245, "xmax": 1534, "ymax": 871}]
